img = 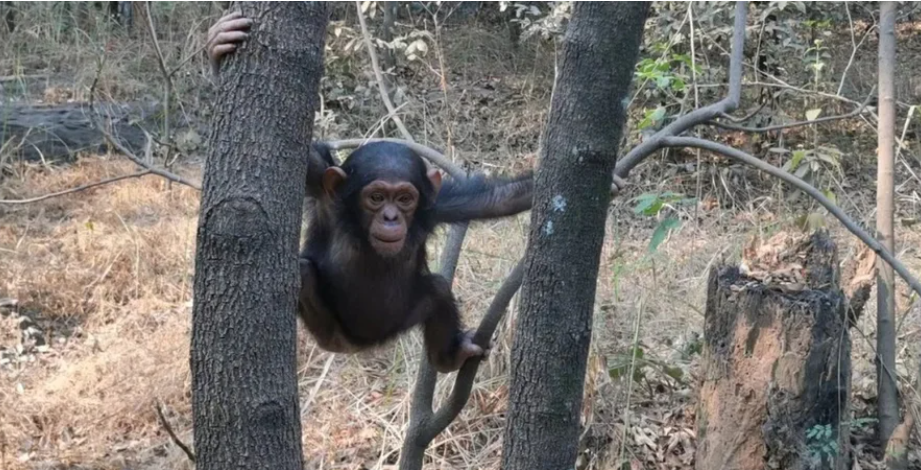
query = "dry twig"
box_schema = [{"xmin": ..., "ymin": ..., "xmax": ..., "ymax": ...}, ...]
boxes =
[
  {"xmin": 155, "ymin": 401, "xmax": 196, "ymax": 463},
  {"xmin": 88, "ymin": 55, "xmax": 200, "ymax": 190},
  {"xmin": 0, "ymin": 170, "xmax": 153, "ymax": 204}
]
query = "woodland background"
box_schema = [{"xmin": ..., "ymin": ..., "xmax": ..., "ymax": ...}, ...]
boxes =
[{"xmin": 1, "ymin": 2, "xmax": 920, "ymax": 469}]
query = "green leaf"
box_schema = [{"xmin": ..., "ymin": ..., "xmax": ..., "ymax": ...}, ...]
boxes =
[
  {"xmin": 649, "ymin": 217, "xmax": 681, "ymax": 253},
  {"xmin": 632, "ymin": 193, "xmax": 660, "ymax": 215},
  {"xmin": 789, "ymin": 150, "xmax": 807, "ymax": 171},
  {"xmin": 656, "ymin": 75, "xmax": 672, "ymax": 89},
  {"xmin": 805, "ymin": 108, "xmax": 822, "ymax": 121},
  {"xmin": 663, "ymin": 365, "xmax": 684, "ymax": 381},
  {"xmin": 671, "ymin": 77, "xmax": 686, "ymax": 92},
  {"xmin": 650, "ymin": 106, "xmax": 667, "ymax": 122}
]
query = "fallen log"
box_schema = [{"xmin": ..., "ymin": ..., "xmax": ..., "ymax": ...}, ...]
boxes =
[{"xmin": 0, "ymin": 101, "xmax": 181, "ymax": 163}]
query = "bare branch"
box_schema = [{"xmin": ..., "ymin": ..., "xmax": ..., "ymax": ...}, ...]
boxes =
[
  {"xmin": 0, "ymin": 170, "xmax": 153, "ymax": 204},
  {"xmin": 155, "ymin": 401, "xmax": 196, "ymax": 463},
  {"xmin": 355, "ymin": 1, "xmax": 413, "ymax": 144},
  {"xmin": 660, "ymin": 136, "xmax": 921, "ymax": 300},
  {"xmin": 420, "ymin": 260, "xmax": 525, "ymax": 441},
  {"xmin": 144, "ymin": 3, "xmax": 174, "ymax": 170},
  {"xmin": 718, "ymin": 100, "xmax": 769, "ymax": 123},
  {"xmin": 88, "ymin": 57, "xmax": 200, "ymax": 190},
  {"xmin": 326, "ymin": 138, "xmax": 466, "ymax": 180},
  {"xmin": 616, "ymin": 1, "xmax": 748, "ymax": 179},
  {"xmin": 712, "ymin": 87, "xmax": 875, "ymax": 133}
]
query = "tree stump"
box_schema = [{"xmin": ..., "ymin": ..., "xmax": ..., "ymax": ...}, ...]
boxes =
[{"xmin": 696, "ymin": 232, "xmax": 851, "ymax": 470}]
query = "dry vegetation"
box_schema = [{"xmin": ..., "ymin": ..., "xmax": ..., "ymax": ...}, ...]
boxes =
[{"xmin": 2, "ymin": 3, "xmax": 921, "ymax": 469}]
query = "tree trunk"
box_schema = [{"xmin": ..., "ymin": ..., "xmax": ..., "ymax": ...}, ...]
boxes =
[
  {"xmin": 190, "ymin": 3, "xmax": 328, "ymax": 470},
  {"xmin": 696, "ymin": 232, "xmax": 851, "ymax": 470},
  {"xmin": 500, "ymin": 3, "xmax": 649, "ymax": 470},
  {"xmin": 875, "ymin": 0, "xmax": 899, "ymax": 450},
  {"xmin": 379, "ymin": 2, "xmax": 396, "ymax": 72},
  {"xmin": 1, "ymin": 1, "xmax": 15, "ymax": 34}
]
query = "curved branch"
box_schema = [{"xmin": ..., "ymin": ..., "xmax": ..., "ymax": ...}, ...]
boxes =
[
  {"xmin": 616, "ymin": 1, "xmax": 747, "ymax": 178},
  {"xmin": 661, "ymin": 136, "xmax": 921, "ymax": 299},
  {"xmin": 0, "ymin": 170, "xmax": 153, "ymax": 204},
  {"xmin": 419, "ymin": 259, "xmax": 525, "ymax": 442},
  {"xmin": 712, "ymin": 87, "xmax": 875, "ymax": 133},
  {"xmin": 325, "ymin": 138, "xmax": 466, "ymax": 180}
]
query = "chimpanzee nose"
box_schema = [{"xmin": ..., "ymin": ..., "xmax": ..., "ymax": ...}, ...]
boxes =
[{"xmin": 383, "ymin": 207, "xmax": 399, "ymax": 222}]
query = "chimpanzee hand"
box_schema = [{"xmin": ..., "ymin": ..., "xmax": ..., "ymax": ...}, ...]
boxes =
[
  {"xmin": 610, "ymin": 174, "xmax": 627, "ymax": 196},
  {"xmin": 207, "ymin": 11, "xmax": 253, "ymax": 79},
  {"xmin": 454, "ymin": 329, "xmax": 489, "ymax": 369}
]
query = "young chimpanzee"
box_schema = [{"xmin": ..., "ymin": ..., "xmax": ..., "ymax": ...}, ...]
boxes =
[
  {"xmin": 208, "ymin": 13, "xmax": 535, "ymax": 372},
  {"xmin": 301, "ymin": 142, "xmax": 532, "ymax": 371}
]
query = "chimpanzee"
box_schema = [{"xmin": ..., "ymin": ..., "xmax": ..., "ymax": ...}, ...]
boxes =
[
  {"xmin": 301, "ymin": 142, "xmax": 532, "ymax": 371},
  {"xmin": 207, "ymin": 13, "xmax": 535, "ymax": 372}
]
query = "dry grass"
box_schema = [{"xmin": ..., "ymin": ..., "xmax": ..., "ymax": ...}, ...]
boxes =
[{"xmin": 2, "ymin": 154, "xmax": 920, "ymax": 469}]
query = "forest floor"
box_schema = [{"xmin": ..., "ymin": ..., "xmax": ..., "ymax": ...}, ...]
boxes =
[{"xmin": 2, "ymin": 5, "xmax": 921, "ymax": 470}]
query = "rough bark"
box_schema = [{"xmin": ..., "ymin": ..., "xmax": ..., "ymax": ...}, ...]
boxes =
[
  {"xmin": 875, "ymin": 0, "xmax": 899, "ymax": 449},
  {"xmin": 500, "ymin": 3, "xmax": 649, "ymax": 470},
  {"xmin": 696, "ymin": 232, "xmax": 851, "ymax": 470},
  {"xmin": 190, "ymin": 3, "xmax": 328, "ymax": 470}
]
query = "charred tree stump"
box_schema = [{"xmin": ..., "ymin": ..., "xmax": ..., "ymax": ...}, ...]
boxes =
[{"xmin": 696, "ymin": 232, "xmax": 851, "ymax": 470}]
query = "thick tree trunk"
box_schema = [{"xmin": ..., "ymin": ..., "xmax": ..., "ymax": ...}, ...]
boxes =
[
  {"xmin": 875, "ymin": 0, "xmax": 899, "ymax": 450},
  {"xmin": 190, "ymin": 3, "xmax": 328, "ymax": 470},
  {"xmin": 696, "ymin": 232, "xmax": 851, "ymax": 470},
  {"xmin": 500, "ymin": 3, "xmax": 649, "ymax": 470}
]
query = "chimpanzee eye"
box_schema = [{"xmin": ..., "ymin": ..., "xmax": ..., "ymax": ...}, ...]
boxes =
[
  {"xmin": 398, "ymin": 194, "xmax": 414, "ymax": 205},
  {"xmin": 370, "ymin": 193, "xmax": 385, "ymax": 204}
]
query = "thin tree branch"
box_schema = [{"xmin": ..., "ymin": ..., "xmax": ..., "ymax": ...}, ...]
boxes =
[
  {"xmin": 326, "ymin": 138, "xmax": 465, "ymax": 179},
  {"xmin": 155, "ymin": 401, "xmax": 196, "ymax": 463},
  {"xmin": 419, "ymin": 260, "xmax": 524, "ymax": 442},
  {"xmin": 144, "ymin": 2, "xmax": 174, "ymax": 170},
  {"xmin": 660, "ymin": 136, "xmax": 921, "ymax": 300},
  {"xmin": 355, "ymin": 1, "xmax": 413, "ymax": 143},
  {"xmin": 718, "ymin": 100, "xmax": 768, "ymax": 123},
  {"xmin": 88, "ymin": 57, "xmax": 200, "ymax": 190},
  {"xmin": 616, "ymin": 1, "xmax": 748, "ymax": 180},
  {"xmin": 712, "ymin": 87, "xmax": 875, "ymax": 133},
  {"xmin": 0, "ymin": 170, "xmax": 153, "ymax": 204},
  {"xmin": 837, "ymin": 6, "xmax": 876, "ymax": 96}
]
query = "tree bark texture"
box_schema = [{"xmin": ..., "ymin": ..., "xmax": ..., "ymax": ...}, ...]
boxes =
[
  {"xmin": 500, "ymin": 3, "xmax": 649, "ymax": 470},
  {"xmin": 190, "ymin": 3, "xmax": 328, "ymax": 470},
  {"xmin": 696, "ymin": 232, "xmax": 851, "ymax": 470},
  {"xmin": 875, "ymin": 0, "xmax": 899, "ymax": 448}
]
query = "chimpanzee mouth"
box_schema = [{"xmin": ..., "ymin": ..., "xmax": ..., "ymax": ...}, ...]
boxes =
[{"xmin": 373, "ymin": 235, "xmax": 404, "ymax": 244}]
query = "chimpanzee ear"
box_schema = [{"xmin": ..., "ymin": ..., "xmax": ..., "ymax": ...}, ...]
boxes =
[
  {"xmin": 322, "ymin": 167, "xmax": 347, "ymax": 195},
  {"xmin": 427, "ymin": 168, "xmax": 443, "ymax": 195}
]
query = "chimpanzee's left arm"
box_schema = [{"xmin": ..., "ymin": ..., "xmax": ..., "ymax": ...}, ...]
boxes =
[{"xmin": 431, "ymin": 171, "xmax": 534, "ymax": 224}]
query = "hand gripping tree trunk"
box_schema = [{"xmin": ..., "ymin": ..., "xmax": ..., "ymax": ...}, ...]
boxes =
[
  {"xmin": 500, "ymin": 3, "xmax": 649, "ymax": 470},
  {"xmin": 190, "ymin": 3, "xmax": 328, "ymax": 470}
]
